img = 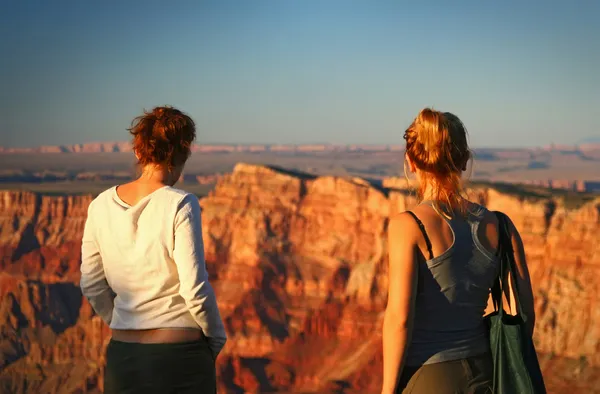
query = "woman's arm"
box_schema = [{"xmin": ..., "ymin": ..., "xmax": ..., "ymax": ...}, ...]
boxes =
[
  {"xmin": 381, "ymin": 213, "xmax": 419, "ymax": 394},
  {"xmin": 506, "ymin": 216, "xmax": 536, "ymax": 337},
  {"xmin": 80, "ymin": 203, "xmax": 115, "ymax": 325},
  {"xmin": 173, "ymin": 194, "xmax": 227, "ymax": 358}
]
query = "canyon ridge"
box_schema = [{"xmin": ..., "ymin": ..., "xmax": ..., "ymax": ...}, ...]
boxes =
[{"xmin": 0, "ymin": 163, "xmax": 599, "ymax": 393}]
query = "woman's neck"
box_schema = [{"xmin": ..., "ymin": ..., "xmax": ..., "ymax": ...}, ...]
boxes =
[
  {"xmin": 138, "ymin": 165, "xmax": 179, "ymax": 186},
  {"xmin": 420, "ymin": 184, "xmax": 438, "ymax": 201},
  {"xmin": 419, "ymin": 184, "xmax": 465, "ymax": 206}
]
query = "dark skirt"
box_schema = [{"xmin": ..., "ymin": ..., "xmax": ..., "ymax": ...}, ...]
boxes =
[
  {"xmin": 104, "ymin": 339, "xmax": 216, "ymax": 394},
  {"xmin": 397, "ymin": 352, "xmax": 493, "ymax": 394}
]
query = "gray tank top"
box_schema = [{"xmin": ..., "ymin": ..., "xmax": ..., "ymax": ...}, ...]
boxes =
[{"xmin": 405, "ymin": 201, "xmax": 500, "ymax": 366}]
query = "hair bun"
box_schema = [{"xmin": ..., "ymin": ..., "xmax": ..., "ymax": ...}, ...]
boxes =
[{"xmin": 404, "ymin": 107, "xmax": 471, "ymax": 215}]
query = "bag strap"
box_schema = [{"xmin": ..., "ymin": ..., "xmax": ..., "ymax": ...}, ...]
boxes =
[
  {"xmin": 493, "ymin": 211, "xmax": 526, "ymax": 321},
  {"xmin": 406, "ymin": 211, "xmax": 434, "ymax": 260},
  {"xmin": 489, "ymin": 261, "xmax": 503, "ymax": 315},
  {"xmin": 492, "ymin": 212, "xmax": 507, "ymax": 316}
]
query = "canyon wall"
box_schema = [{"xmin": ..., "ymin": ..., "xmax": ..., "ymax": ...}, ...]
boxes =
[{"xmin": 0, "ymin": 163, "xmax": 599, "ymax": 393}]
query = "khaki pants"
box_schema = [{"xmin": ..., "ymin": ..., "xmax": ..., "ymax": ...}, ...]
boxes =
[{"xmin": 398, "ymin": 353, "xmax": 493, "ymax": 394}]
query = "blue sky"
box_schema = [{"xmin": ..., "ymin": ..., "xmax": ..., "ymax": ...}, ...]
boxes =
[{"xmin": 1, "ymin": 0, "xmax": 599, "ymax": 148}]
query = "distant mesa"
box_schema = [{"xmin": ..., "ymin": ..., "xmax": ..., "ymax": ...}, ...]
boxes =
[
  {"xmin": 0, "ymin": 142, "xmax": 133, "ymax": 154},
  {"xmin": 1, "ymin": 141, "xmax": 599, "ymax": 154},
  {"xmin": 0, "ymin": 142, "xmax": 406, "ymax": 154},
  {"xmin": 543, "ymin": 141, "xmax": 600, "ymax": 152}
]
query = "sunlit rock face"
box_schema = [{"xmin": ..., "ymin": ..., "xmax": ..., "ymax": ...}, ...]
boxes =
[{"xmin": 1, "ymin": 164, "xmax": 599, "ymax": 393}]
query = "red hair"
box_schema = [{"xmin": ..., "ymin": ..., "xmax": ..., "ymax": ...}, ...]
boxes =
[
  {"xmin": 128, "ymin": 106, "xmax": 196, "ymax": 171},
  {"xmin": 404, "ymin": 108, "xmax": 471, "ymax": 216}
]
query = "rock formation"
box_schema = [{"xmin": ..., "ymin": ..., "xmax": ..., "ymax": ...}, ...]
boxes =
[
  {"xmin": 0, "ymin": 163, "xmax": 599, "ymax": 393},
  {"xmin": 1, "ymin": 142, "xmax": 599, "ymax": 156}
]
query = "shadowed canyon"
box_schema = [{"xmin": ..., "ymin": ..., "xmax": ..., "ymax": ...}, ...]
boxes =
[{"xmin": 1, "ymin": 163, "xmax": 599, "ymax": 393}]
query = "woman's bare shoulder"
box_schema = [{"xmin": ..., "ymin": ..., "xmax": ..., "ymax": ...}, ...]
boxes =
[{"xmin": 388, "ymin": 211, "xmax": 420, "ymax": 232}]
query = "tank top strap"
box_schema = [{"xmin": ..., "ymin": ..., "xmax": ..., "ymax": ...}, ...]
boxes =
[
  {"xmin": 405, "ymin": 211, "xmax": 434, "ymax": 260},
  {"xmin": 469, "ymin": 203, "xmax": 487, "ymax": 219}
]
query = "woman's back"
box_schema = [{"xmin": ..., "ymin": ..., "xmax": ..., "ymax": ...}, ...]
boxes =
[
  {"xmin": 84, "ymin": 185, "xmax": 215, "ymax": 330},
  {"xmin": 405, "ymin": 201, "xmax": 500, "ymax": 366},
  {"xmin": 382, "ymin": 108, "xmax": 536, "ymax": 394},
  {"xmin": 80, "ymin": 106, "xmax": 226, "ymax": 393}
]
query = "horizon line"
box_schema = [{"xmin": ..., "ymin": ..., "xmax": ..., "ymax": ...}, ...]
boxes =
[{"xmin": 1, "ymin": 140, "xmax": 599, "ymax": 153}]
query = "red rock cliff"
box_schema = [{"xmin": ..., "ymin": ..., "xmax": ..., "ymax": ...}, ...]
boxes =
[{"xmin": 1, "ymin": 164, "xmax": 599, "ymax": 393}]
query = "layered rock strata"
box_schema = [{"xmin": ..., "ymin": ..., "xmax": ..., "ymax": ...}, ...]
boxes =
[{"xmin": 0, "ymin": 163, "xmax": 599, "ymax": 393}]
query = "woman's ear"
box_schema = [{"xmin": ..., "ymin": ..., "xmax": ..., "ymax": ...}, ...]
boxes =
[{"xmin": 134, "ymin": 149, "xmax": 140, "ymax": 161}]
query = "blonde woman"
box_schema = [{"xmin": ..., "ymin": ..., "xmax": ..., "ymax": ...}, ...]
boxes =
[{"xmin": 381, "ymin": 108, "xmax": 535, "ymax": 393}]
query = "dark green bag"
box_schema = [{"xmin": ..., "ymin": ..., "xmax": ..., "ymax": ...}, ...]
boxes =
[{"xmin": 486, "ymin": 212, "xmax": 547, "ymax": 394}]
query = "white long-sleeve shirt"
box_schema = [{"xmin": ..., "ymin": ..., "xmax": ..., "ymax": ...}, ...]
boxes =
[{"xmin": 80, "ymin": 185, "xmax": 226, "ymax": 356}]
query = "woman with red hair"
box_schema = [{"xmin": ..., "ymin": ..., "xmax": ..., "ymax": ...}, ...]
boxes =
[{"xmin": 80, "ymin": 106, "xmax": 226, "ymax": 393}]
